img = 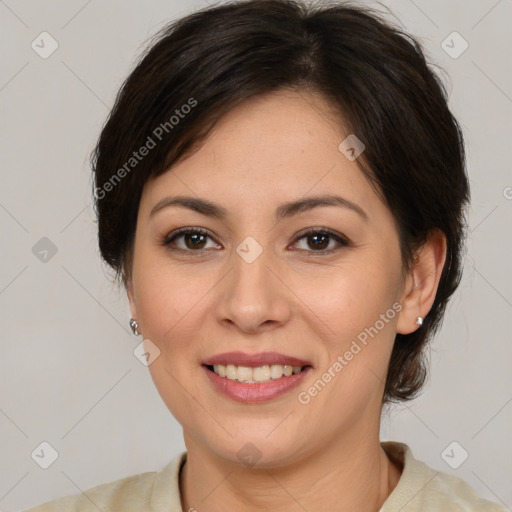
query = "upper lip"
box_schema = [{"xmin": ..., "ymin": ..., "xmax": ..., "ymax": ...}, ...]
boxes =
[{"xmin": 202, "ymin": 351, "xmax": 312, "ymax": 368}]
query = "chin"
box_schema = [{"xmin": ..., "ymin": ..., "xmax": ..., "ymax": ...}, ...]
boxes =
[{"xmin": 201, "ymin": 427, "xmax": 306, "ymax": 467}]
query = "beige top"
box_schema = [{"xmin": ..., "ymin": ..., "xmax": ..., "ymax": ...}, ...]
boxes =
[{"xmin": 24, "ymin": 441, "xmax": 505, "ymax": 511}]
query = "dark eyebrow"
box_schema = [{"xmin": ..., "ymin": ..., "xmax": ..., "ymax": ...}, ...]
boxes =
[
  {"xmin": 275, "ymin": 195, "xmax": 368, "ymax": 222},
  {"xmin": 150, "ymin": 196, "xmax": 229, "ymax": 219},
  {"xmin": 149, "ymin": 194, "xmax": 368, "ymax": 221}
]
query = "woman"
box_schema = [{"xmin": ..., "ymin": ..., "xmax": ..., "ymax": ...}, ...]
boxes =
[{"xmin": 25, "ymin": 0, "xmax": 505, "ymax": 510}]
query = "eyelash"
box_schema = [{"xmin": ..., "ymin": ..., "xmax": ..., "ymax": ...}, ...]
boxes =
[{"xmin": 161, "ymin": 227, "xmax": 350, "ymax": 256}]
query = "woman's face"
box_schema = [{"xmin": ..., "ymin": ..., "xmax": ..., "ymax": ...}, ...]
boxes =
[{"xmin": 128, "ymin": 89, "xmax": 414, "ymax": 466}]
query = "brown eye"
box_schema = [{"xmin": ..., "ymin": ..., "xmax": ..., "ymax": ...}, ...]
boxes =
[
  {"xmin": 305, "ymin": 232, "xmax": 330, "ymax": 250},
  {"xmin": 163, "ymin": 228, "xmax": 221, "ymax": 253},
  {"xmin": 293, "ymin": 228, "xmax": 349, "ymax": 255},
  {"xmin": 181, "ymin": 231, "xmax": 207, "ymax": 249}
]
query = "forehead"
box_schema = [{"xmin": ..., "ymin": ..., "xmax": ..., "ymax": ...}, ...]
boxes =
[{"xmin": 139, "ymin": 89, "xmax": 386, "ymax": 222}]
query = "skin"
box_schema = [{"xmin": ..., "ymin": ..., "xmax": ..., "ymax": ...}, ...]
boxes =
[{"xmin": 127, "ymin": 88, "xmax": 447, "ymax": 511}]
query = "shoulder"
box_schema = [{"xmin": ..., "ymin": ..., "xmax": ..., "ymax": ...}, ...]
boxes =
[
  {"xmin": 380, "ymin": 442, "xmax": 506, "ymax": 512},
  {"xmin": 23, "ymin": 472, "xmax": 156, "ymax": 512},
  {"xmin": 22, "ymin": 451, "xmax": 187, "ymax": 512}
]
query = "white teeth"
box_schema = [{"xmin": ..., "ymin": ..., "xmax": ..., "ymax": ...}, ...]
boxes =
[
  {"xmin": 253, "ymin": 365, "xmax": 270, "ymax": 382},
  {"xmin": 212, "ymin": 364, "xmax": 304, "ymax": 383},
  {"xmin": 225, "ymin": 364, "xmax": 237, "ymax": 380},
  {"xmin": 236, "ymin": 365, "xmax": 253, "ymax": 382},
  {"xmin": 270, "ymin": 364, "xmax": 284, "ymax": 379}
]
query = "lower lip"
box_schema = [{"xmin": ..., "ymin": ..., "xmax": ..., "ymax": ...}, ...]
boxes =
[{"xmin": 203, "ymin": 365, "xmax": 313, "ymax": 403}]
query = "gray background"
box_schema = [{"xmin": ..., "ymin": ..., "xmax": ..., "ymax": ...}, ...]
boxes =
[{"xmin": 1, "ymin": 0, "xmax": 511, "ymax": 510}]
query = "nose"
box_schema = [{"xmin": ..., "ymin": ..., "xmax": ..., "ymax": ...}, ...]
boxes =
[{"xmin": 215, "ymin": 247, "xmax": 292, "ymax": 334}]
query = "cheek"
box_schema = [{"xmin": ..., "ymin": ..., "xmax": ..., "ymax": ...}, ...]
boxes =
[
  {"xmin": 298, "ymin": 261, "xmax": 401, "ymax": 407},
  {"xmin": 132, "ymin": 248, "xmax": 211, "ymax": 339},
  {"xmin": 298, "ymin": 271, "xmax": 399, "ymax": 403},
  {"xmin": 293, "ymin": 256, "xmax": 400, "ymax": 344},
  {"xmin": 131, "ymin": 255, "xmax": 210, "ymax": 424}
]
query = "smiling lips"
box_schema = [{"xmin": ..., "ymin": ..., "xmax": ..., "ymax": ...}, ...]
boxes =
[
  {"xmin": 202, "ymin": 350, "xmax": 312, "ymax": 382},
  {"xmin": 202, "ymin": 351, "xmax": 313, "ymax": 402},
  {"xmin": 210, "ymin": 363, "xmax": 304, "ymax": 383}
]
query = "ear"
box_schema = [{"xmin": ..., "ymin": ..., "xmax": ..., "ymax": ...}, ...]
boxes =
[{"xmin": 396, "ymin": 229, "xmax": 447, "ymax": 335}]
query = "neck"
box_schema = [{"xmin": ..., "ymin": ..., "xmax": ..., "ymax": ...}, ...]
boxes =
[{"xmin": 180, "ymin": 425, "xmax": 401, "ymax": 512}]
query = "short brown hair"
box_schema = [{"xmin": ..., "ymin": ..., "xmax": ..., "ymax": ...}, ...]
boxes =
[{"xmin": 91, "ymin": 0, "xmax": 470, "ymax": 403}]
